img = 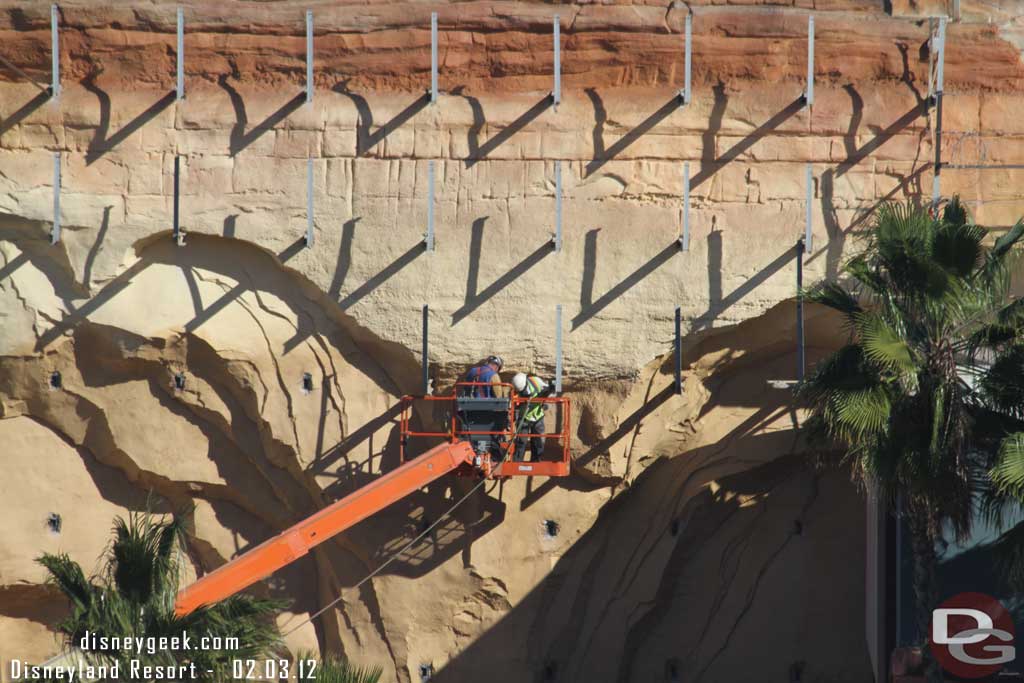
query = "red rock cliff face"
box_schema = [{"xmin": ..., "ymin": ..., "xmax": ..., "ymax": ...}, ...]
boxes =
[{"xmin": 0, "ymin": 2, "xmax": 1022, "ymax": 682}]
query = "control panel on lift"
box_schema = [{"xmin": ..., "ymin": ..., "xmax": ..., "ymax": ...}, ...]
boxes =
[{"xmin": 399, "ymin": 382, "xmax": 571, "ymax": 478}]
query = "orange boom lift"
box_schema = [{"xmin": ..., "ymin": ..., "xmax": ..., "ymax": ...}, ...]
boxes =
[{"xmin": 174, "ymin": 382, "xmax": 570, "ymax": 615}]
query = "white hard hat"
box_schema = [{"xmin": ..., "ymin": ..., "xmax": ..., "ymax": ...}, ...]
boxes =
[{"xmin": 512, "ymin": 372, "xmax": 527, "ymax": 392}]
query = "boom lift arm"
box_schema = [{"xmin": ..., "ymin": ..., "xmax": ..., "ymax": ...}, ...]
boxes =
[{"xmin": 174, "ymin": 440, "xmax": 476, "ymax": 616}]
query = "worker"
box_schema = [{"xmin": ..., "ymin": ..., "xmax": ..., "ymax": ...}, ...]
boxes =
[
  {"xmin": 462, "ymin": 355, "xmax": 505, "ymax": 397},
  {"xmin": 512, "ymin": 372, "xmax": 553, "ymax": 461}
]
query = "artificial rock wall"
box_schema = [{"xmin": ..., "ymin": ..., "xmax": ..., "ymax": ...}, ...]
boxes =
[{"xmin": 1, "ymin": 1, "xmax": 1022, "ymax": 681}]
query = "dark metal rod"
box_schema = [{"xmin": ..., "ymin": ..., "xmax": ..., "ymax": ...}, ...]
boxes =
[
  {"xmin": 422, "ymin": 304, "xmax": 429, "ymax": 394},
  {"xmin": 173, "ymin": 155, "xmax": 181, "ymax": 244},
  {"xmin": 674, "ymin": 306, "xmax": 682, "ymax": 394}
]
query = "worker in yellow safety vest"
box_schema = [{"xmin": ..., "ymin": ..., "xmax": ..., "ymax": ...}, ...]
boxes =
[{"xmin": 512, "ymin": 372, "xmax": 553, "ymax": 462}]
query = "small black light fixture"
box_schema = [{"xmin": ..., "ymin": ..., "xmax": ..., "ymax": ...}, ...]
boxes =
[
  {"xmin": 543, "ymin": 520, "xmax": 560, "ymax": 538},
  {"xmin": 173, "ymin": 372, "xmax": 186, "ymax": 390},
  {"xmin": 49, "ymin": 371, "xmax": 62, "ymax": 389},
  {"xmin": 302, "ymin": 372, "xmax": 314, "ymax": 394},
  {"xmin": 46, "ymin": 512, "xmax": 62, "ymax": 534},
  {"xmin": 418, "ymin": 663, "xmax": 433, "ymax": 682}
]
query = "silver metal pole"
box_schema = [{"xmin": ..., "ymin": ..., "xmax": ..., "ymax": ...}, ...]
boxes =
[
  {"xmin": 176, "ymin": 7, "xmax": 184, "ymax": 100},
  {"xmin": 932, "ymin": 18, "xmax": 946, "ymax": 210},
  {"xmin": 51, "ymin": 152, "xmax": 61, "ymax": 244},
  {"xmin": 425, "ymin": 160, "xmax": 435, "ymax": 251},
  {"xmin": 50, "ymin": 4, "xmax": 59, "ymax": 98},
  {"xmin": 431, "ymin": 12, "xmax": 438, "ymax": 103},
  {"xmin": 805, "ymin": 163, "xmax": 813, "ymax": 252},
  {"xmin": 804, "ymin": 15, "xmax": 814, "ymax": 107},
  {"xmin": 553, "ymin": 16, "xmax": 561, "ymax": 108},
  {"xmin": 680, "ymin": 161, "xmax": 690, "ymax": 251},
  {"xmin": 305, "ymin": 157, "xmax": 314, "ymax": 247},
  {"xmin": 553, "ymin": 161, "xmax": 562, "ymax": 252},
  {"xmin": 306, "ymin": 10, "xmax": 313, "ymax": 104},
  {"xmin": 683, "ymin": 13, "xmax": 692, "ymax": 104},
  {"xmin": 797, "ymin": 240, "xmax": 805, "ymax": 380},
  {"xmin": 554, "ymin": 304, "xmax": 563, "ymax": 395}
]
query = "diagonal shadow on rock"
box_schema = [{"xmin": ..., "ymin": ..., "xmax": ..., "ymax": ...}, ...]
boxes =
[
  {"xmin": 332, "ymin": 84, "xmax": 431, "ymax": 156},
  {"xmin": 690, "ymin": 243, "xmax": 796, "ymax": 333},
  {"xmin": 0, "ymin": 89, "xmax": 50, "ymax": 138},
  {"xmin": 83, "ymin": 74, "xmax": 174, "ymax": 165},
  {"xmin": 339, "ymin": 242, "xmax": 425, "ymax": 311},
  {"xmin": 573, "ymin": 230, "xmax": 680, "ymax": 330},
  {"xmin": 452, "ymin": 216, "xmax": 551, "ymax": 325},
  {"xmin": 462, "ymin": 94, "xmax": 553, "ymax": 168},
  {"xmin": 585, "ymin": 90, "xmax": 683, "ymax": 177},
  {"xmin": 690, "ymin": 96, "xmax": 805, "ymax": 190},
  {"xmin": 220, "ymin": 74, "xmax": 305, "ymax": 156}
]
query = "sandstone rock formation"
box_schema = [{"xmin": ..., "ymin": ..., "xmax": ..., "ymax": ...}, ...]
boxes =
[{"xmin": 1, "ymin": 1, "xmax": 1021, "ymax": 681}]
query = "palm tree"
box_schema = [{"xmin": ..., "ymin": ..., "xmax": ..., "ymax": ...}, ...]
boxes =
[
  {"xmin": 798, "ymin": 198, "xmax": 1024, "ymax": 681},
  {"xmin": 297, "ymin": 651, "xmax": 383, "ymax": 683},
  {"xmin": 38, "ymin": 511, "xmax": 285, "ymax": 681}
]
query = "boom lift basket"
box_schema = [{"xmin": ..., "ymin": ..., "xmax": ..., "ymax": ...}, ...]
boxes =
[{"xmin": 399, "ymin": 382, "xmax": 571, "ymax": 477}]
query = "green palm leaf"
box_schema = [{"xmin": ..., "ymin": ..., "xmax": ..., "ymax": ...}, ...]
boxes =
[
  {"xmin": 855, "ymin": 312, "xmax": 915, "ymax": 374},
  {"xmin": 992, "ymin": 433, "xmax": 1024, "ymax": 498}
]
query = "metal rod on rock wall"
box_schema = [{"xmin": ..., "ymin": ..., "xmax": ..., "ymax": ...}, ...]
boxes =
[
  {"xmin": 675, "ymin": 307, "xmax": 683, "ymax": 394},
  {"xmin": 796, "ymin": 239, "xmax": 805, "ymax": 381},
  {"xmin": 932, "ymin": 17, "xmax": 946, "ymax": 210},
  {"xmin": 305, "ymin": 157, "xmax": 314, "ymax": 248},
  {"xmin": 553, "ymin": 15, "xmax": 561, "ymax": 109},
  {"xmin": 805, "ymin": 163, "xmax": 813, "ymax": 253},
  {"xmin": 425, "ymin": 160, "xmax": 435, "ymax": 251},
  {"xmin": 803, "ymin": 15, "xmax": 814, "ymax": 107},
  {"xmin": 306, "ymin": 10, "xmax": 313, "ymax": 104},
  {"xmin": 176, "ymin": 7, "xmax": 184, "ymax": 100},
  {"xmin": 422, "ymin": 304, "xmax": 430, "ymax": 395},
  {"xmin": 682, "ymin": 13, "xmax": 692, "ymax": 104},
  {"xmin": 51, "ymin": 4, "xmax": 59, "ymax": 98},
  {"xmin": 173, "ymin": 155, "xmax": 184, "ymax": 246},
  {"xmin": 552, "ymin": 161, "xmax": 562, "ymax": 252},
  {"xmin": 431, "ymin": 12, "xmax": 438, "ymax": 103},
  {"xmin": 680, "ymin": 161, "xmax": 690, "ymax": 251}
]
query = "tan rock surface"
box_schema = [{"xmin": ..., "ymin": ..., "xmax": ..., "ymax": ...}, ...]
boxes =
[{"xmin": 0, "ymin": 1, "xmax": 1021, "ymax": 681}]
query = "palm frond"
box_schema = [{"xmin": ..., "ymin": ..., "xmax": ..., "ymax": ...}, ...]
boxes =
[
  {"xmin": 805, "ymin": 281, "xmax": 862, "ymax": 319},
  {"xmin": 942, "ymin": 195, "xmax": 969, "ymax": 228},
  {"xmin": 855, "ymin": 312, "xmax": 916, "ymax": 374},
  {"xmin": 991, "ymin": 433, "xmax": 1024, "ymax": 498},
  {"xmin": 932, "ymin": 219, "xmax": 985, "ymax": 278},
  {"xmin": 37, "ymin": 553, "xmax": 93, "ymax": 610}
]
